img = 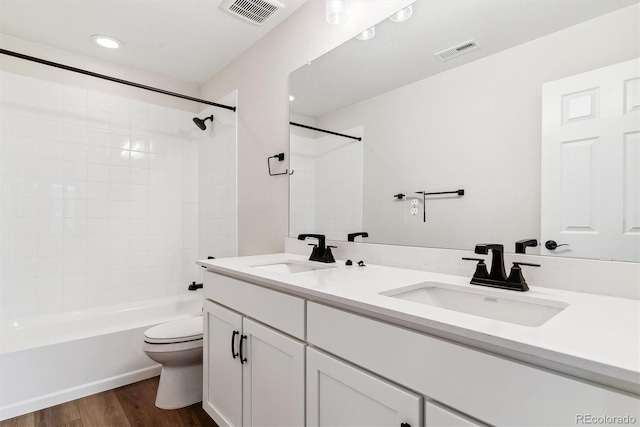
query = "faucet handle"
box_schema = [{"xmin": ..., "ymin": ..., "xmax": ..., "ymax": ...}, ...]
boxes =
[
  {"xmin": 323, "ymin": 246, "xmax": 337, "ymax": 263},
  {"xmin": 462, "ymin": 257, "xmax": 489, "ymax": 279},
  {"xmin": 513, "ymin": 262, "xmax": 540, "ymax": 268},
  {"xmin": 507, "ymin": 262, "xmax": 540, "ymax": 291}
]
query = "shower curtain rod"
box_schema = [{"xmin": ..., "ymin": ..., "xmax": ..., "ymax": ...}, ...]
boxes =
[
  {"xmin": 289, "ymin": 122, "xmax": 362, "ymax": 141},
  {"xmin": 0, "ymin": 49, "xmax": 236, "ymax": 112}
]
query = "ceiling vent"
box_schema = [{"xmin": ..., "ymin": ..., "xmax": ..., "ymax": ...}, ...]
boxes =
[
  {"xmin": 434, "ymin": 40, "xmax": 479, "ymax": 61},
  {"xmin": 221, "ymin": 0, "xmax": 285, "ymax": 25}
]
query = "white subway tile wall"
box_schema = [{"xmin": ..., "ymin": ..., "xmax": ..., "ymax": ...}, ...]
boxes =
[
  {"xmin": 289, "ymin": 133, "xmax": 317, "ymax": 237},
  {"xmin": 289, "ymin": 127, "xmax": 363, "ymax": 241},
  {"xmin": 0, "ymin": 71, "xmax": 202, "ymax": 319},
  {"xmin": 197, "ymin": 103, "xmax": 237, "ymax": 261}
]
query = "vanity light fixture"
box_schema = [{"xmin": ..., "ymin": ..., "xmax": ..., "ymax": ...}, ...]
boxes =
[
  {"xmin": 355, "ymin": 26, "xmax": 376, "ymax": 41},
  {"xmin": 90, "ymin": 34, "xmax": 124, "ymax": 49},
  {"xmin": 326, "ymin": 0, "xmax": 349, "ymax": 25},
  {"xmin": 389, "ymin": 5, "xmax": 413, "ymax": 23}
]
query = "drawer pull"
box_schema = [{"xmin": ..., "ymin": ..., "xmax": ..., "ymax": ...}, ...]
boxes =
[
  {"xmin": 239, "ymin": 334, "xmax": 248, "ymax": 364},
  {"xmin": 231, "ymin": 330, "xmax": 239, "ymax": 359}
]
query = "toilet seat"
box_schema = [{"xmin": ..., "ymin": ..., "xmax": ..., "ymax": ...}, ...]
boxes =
[{"xmin": 144, "ymin": 315, "xmax": 203, "ymax": 344}]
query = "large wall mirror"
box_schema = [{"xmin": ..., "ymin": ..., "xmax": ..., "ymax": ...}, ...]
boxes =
[{"xmin": 289, "ymin": 0, "xmax": 640, "ymax": 262}]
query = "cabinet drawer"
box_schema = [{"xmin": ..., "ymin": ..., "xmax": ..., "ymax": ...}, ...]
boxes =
[
  {"xmin": 204, "ymin": 271, "xmax": 305, "ymax": 340},
  {"xmin": 425, "ymin": 401, "xmax": 484, "ymax": 427},
  {"xmin": 307, "ymin": 302, "xmax": 639, "ymax": 426}
]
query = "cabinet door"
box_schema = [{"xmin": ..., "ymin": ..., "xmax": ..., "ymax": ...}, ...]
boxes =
[
  {"xmin": 203, "ymin": 300, "xmax": 243, "ymax": 427},
  {"xmin": 307, "ymin": 348, "xmax": 421, "ymax": 427},
  {"xmin": 242, "ymin": 318, "xmax": 305, "ymax": 427}
]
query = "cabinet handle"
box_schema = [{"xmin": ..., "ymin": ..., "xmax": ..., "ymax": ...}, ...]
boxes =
[
  {"xmin": 231, "ymin": 330, "xmax": 239, "ymax": 359},
  {"xmin": 239, "ymin": 334, "xmax": 247, "ymax": 364}
]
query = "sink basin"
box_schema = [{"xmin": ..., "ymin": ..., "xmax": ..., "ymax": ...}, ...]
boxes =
[
  {"xmin": 381, "ymin": 282, "xmax": 568, "ymax": 327},
  {"xmin": 251, "ymin": 260, "xmax": 336, "ymax": 274}
]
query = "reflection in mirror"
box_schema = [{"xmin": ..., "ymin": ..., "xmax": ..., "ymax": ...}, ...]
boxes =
[{"xmin": 289, "ymin": 0, "xmax": 640, "ymax": 262}]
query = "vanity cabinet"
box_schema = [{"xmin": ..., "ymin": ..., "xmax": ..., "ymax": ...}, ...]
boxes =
[
  {"xmin": 307, "ymin": 301, "xmax": 638, "ymax": 426},
  {"xmin": 306, "ymin": 347, "xmax": 422, "ymax": 427},
  {"xmin": 202, "ymin": 273, "xmax": 305, "ymax": 427},
  {"xmin": 202, "ymin": 268, "xmax": 638, "ymax": 427}
]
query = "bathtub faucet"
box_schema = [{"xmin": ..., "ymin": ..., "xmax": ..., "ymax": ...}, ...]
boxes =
[{"xmin": 188, "ymin": 282, "xmax": 203, "ymax": 291}]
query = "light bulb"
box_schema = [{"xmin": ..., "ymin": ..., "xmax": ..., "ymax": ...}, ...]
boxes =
[
  {"xmin": 90, "ymin": 34, "xmax": 124, "ymax": 49},
  {"xmin": 355, "ymin": 26, "xmax": 376, "ymax": 41},
  {"xmin": 389, "ymin": 5, "xmax": 413, "ymax": 23},
  {"xmin": 326, "ymin": 0, "xmax": 349, "ymax": 25}
]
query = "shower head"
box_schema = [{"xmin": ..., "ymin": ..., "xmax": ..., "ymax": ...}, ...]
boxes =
[{"xmin": 193, "ymin": 115, "xmax": 214, "ymax": 130}]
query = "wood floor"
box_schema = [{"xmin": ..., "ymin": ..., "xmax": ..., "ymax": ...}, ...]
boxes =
[{"xmin": 0, "ymin": 377, "xmax": 218, "ymax": 427}]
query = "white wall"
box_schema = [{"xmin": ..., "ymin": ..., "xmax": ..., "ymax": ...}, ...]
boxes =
[
  {"xmin": 0, "ymin": 35, "xmax": 199, "ymax": 112},
  {"xmin": 0, "ymin": 71, "xmax": 202, "ymax": 320},
  {"xmin": 314, "ymin": 5, "xmax": 639, "ymax": 251},
  {"xmin": 199, "ymin": 0, "xmax": 413, "ymax": 255}
]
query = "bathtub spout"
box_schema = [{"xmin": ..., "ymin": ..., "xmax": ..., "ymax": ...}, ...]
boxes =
[{"xmin": 188, "ymin": 282, "xmax": 203, "ymax": 291}]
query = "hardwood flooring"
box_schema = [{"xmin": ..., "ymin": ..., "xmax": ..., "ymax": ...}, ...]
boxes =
[{"xmin": 0, "ymin": 377, "xmax": 218, "ymax": 427}]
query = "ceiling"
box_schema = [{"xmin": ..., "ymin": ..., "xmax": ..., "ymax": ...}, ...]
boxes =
[
  {"xmin": 0, "ymin": 0, "xmax": 307, "ymax": 85},
  {"xmin": 290, "ymin": 0, "xmax": 639, "ymax": 118}
]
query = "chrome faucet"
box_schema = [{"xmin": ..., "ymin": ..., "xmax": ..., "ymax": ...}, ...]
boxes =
[
  {"xmin": 297, "ymin": 234, "xmax": 336, "ymax": 263},
  {"xmin": 463, "ymin": 243, "xmax": 540, "ymax": 291}
]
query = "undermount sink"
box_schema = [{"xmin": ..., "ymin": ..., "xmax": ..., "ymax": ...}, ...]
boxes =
[
  {"xmin": 250, "ymin": 260, "xmax": 336, "ymax": 274},
  {"xmin": 380, "ymin": 282, "xmax": 568, "ymax": 327}
]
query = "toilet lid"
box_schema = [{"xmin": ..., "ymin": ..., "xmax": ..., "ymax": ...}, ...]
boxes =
[{"xmin": 144, "ymin": 315, "xmax": 203, "ymax": 343}]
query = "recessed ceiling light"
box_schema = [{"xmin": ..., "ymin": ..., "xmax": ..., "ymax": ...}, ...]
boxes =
[
  {"xmin": 289, "ymin": 95, "xmax": 296, "ymax": 102},
  {"xmin": 355, "ymin": 26, "xmax": 376, "ymax": 41},
  {"xmin": 90, "ymin": 34, "xmax": 124, "ymax": 49},
  {"xmin": 389, "ymin": 5, "xmax": 413, "ymax": 23},
  {"xmin": 326, "ymin": 0, "xmax": 349, "ymax": 25}
]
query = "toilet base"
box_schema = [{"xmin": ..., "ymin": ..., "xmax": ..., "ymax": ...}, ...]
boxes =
[{"xmin": 155, "ymin": 361, "xmax": 203, "ymax": 409}]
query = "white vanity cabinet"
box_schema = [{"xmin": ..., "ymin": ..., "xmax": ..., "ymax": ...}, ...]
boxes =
[
  {"xmin": 201, "ymin": 266, "xmax": 639, "ymax": 427},
  {"xmin": 307, "ymin": 301, "xmax": 639, "ymax": 426},
  {"xmin": 202, "ymin": 272, "xmax": 305, "ymax": 427},
  {"xmin": 306, "ymin": 347, "xmax": 422, "ymax": 427}
]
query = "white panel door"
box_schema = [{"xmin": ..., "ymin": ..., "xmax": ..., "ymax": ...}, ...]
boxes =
[
  {"xmin": 203, "ymin": 300, "xmax": 243, "ymax": 427},
  {"xmin": 307, "ymin": 347, "xmax": 422, "ymax": 427},
  {"xmin": 541, "ymin": 58, "xmax": 640, "ymax": 261},
  {"xmin": 241, "ymin": 318, "xmax": 305, "ymax": 427}
]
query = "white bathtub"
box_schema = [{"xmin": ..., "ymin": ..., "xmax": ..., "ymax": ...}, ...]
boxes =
[{"xmin": 0, "ymin": 294, "xmax": 203, "ymax": 421}]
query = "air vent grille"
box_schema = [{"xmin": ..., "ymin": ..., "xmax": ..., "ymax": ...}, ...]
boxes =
[
  {"xmin": 221, "ymin": 0, "xmax": 284, "ymax": 25},
  {"xmin": 435, "ymin": 40, "xmax": 479, "ymax": 61}
]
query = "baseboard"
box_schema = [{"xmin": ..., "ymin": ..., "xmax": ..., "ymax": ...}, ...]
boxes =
[{"xmin": 0, "ymin": 365, "xmax": 162, "ymax": 421}]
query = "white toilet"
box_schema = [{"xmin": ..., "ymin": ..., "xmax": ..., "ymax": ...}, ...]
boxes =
[{"xmin": 142, "ymin": 315, "xmax": 204, "ymax": 409}]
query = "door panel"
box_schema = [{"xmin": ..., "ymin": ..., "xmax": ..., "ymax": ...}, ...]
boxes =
[
  {"xmin": 203, "ymin": 300, "xmax": 243, "ymax": 427},
  {"xmin": 541, "ymin": 58, "xmax": 640, "ymax": 261},
  {"xmin": 306, "ymin": 347, "xmax": 421, "ymax": 427},
  {"xmin": 241, "ymin": 318, "xmax": 305, "ymax": 427}
]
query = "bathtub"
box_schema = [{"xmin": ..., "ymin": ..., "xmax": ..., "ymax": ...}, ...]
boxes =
[{"xmin": 0, "ymin": 293, "xmax": 203, "ymax": 421}]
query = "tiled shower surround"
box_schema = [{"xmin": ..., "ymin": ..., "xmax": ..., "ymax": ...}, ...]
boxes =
[{"xmin": 0, "ymin": 71, "xmax": 205, "ymax": 319}]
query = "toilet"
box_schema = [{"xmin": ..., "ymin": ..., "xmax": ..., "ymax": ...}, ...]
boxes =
[{"xmin": 142, "ymin": 315, "xmax": 204, "ymax": 409}]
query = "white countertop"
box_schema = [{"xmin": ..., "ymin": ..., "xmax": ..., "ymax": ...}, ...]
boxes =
[{"xmin": 197, "ymin": 253, "xmax": 640, "ymax": 394}]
